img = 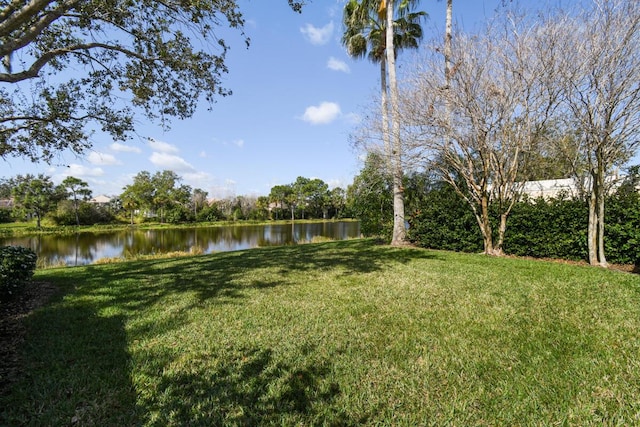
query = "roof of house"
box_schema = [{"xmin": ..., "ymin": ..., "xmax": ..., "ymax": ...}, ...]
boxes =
[{"xmin": 90, "ymin": 195, "xmax": 112, "ymax": 204}]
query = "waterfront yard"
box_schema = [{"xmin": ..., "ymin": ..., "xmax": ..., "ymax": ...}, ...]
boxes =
[{"xmin": 1, "ymin": 239, "xmax": 639, "ymax": 425}]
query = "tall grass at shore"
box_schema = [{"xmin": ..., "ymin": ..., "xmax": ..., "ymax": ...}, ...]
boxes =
[{"xmin": 2, "ymin": 239, "xmax": 639, "ymax": 425}]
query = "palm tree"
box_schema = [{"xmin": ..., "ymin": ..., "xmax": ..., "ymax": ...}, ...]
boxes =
[
  {"xmin": 342, "ymin": 0, "xmax": 425, "ymax": 245},
  {"xmin": 444, "ymin": 0, "xmax": 452, "ymax": 85}
]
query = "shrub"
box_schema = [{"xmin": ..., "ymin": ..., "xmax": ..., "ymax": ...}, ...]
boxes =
[
  {"xmin": 0, "ymin": 208, "xmax": 13, "ymax": 223},
  {"xmin": 50, "ymin": 201, "xmax": 116, "ymax": 225},
  {"xmin": 165, "ymin": 205, "xmax": 194, "ymax": 224},
  {"xmin": 197, "ymin": 205, "xmax": 223, "ymax": 222},
  {"xmin": 503, "ymin": 196, "xmax": 588, "ymax": 261},
  {"xmin": 409, "ymin": 182, "xmax": 639, "ymax": 264},
  {"xmin": 408, "ymin": 184, "xmax": 483, "ymax": 253},
  {"xmin": 0, "ymin": 246, "xmax": 37, "ymax": 300},
  {"xmin": 605, "ymin": 187, "xmax": 640, "ymax": 265}
]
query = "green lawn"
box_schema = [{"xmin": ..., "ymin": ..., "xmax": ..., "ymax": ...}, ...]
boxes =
[{"xmin": 2, "ymin": 239, "xmax": 639, "ymax": 425}]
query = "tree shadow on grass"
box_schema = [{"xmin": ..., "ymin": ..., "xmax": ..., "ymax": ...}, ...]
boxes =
[
  {"xmin": 75, "ymin": 239, "xmax": 440, "ymax": 312},
  {"xmin": 239, "ymin": 238, "xmax": 439, "ymax": 276},
  {"xmin": 0, "ymin": 297, "xmax": 140, "ymax": 425},
  {"xmin": 2, "ymin": 240, "xmax": 436, "ymax": 424},
  {"xmin": 42, "ymin": 239, "xmax": 442, "ymax": 349},
  {"xmin": 139, "ymin": 345, "xmax": 366, "ymax": 426}
]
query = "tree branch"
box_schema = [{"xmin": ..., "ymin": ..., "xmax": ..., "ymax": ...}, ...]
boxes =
[
  {"xmin": 0, "ymin": 0, "xmax": 79, "ymax": 41},
  {"xmin": 0, "ymin": 42, "xmax": 156, "ymax": 83}
]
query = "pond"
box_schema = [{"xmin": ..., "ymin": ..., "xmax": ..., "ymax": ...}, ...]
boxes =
[{"xmin": 0, "ymin": 221, "xmax": 361, "ymax": 267}]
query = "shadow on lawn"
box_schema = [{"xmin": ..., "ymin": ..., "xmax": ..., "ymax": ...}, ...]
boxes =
[
  {"xmin": 3, "ymin": 240, "xmax": 432, "ymax": 424},
  {"xmin": 78, "ymin": 238, "xmax": 439, "ymax": 311},
  {"xmin": 0, "ymin": 298, "xmax": 140, "ymax": 425},
  {"xmin": 140, "ymin": 345, "xmax": 367, "ymax": 425}
]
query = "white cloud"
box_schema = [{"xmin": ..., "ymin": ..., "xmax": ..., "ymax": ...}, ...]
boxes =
[
  {"xmin": 65, "ymin": 164, "xmax": 105, "ymax": 177},
  {"xmin": 199, "ymin": 151, "xmax": 207, "ymax": 158},
  {"xmin": 208, "ymin": 180, "xmax": 237, "ymax": 199},
  {"xmin": 327, "ymin": 57, "xmax": 350, "ymax": 73},
  {"xmin": 110, "ymin": 142, "xmax": 141, "ymax": 153},
  {"xmin": 233, "ymin": 139, "xmax": 245, "ymax": 148},
  {"xmin": 302, "ymin": 102, "xmax": 341, "ymax": 125},
  {"xmin": 148, "ymin": 138, "xmax": 179, "ymax": 154},
  {"xmin": 300, "ymin": 22, "xmax": 334, "ymax": 45},
  {"xmin": 183, "ymin": 171, "xmax": 215, "ymax": 189},
  {"xmin": 87, "ymin": 151, "xmax": 121, "ymax": 166},
  {"xmin": 149, "ymin": 152, "xmax": 195, "ymax": 172},
  {"xmin": 326, "ymin": 179, "xmax": 341, "ymax": 189}
]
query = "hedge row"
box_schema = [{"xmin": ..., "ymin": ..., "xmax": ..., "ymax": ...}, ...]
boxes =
[{"xmin": 408, "ymin": 186, "xmax": 640, "ymax": 265}]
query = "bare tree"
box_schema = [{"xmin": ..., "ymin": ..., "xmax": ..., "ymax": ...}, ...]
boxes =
[
  {"xmin": 404, "ymin": 13, "xmax": 559, "ymax": 255},
  {"xmin": 555, "ymin": 0, "xmax": 640, "ymax": 267}
]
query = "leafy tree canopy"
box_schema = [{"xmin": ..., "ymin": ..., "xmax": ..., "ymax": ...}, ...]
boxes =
[
  {"xmin": 11, "ymin": 173, "xmax": 61, "ymax": 227},
  {"xmin": 0, "ymin": 0, "xmax": 305, "ymax": 163}
]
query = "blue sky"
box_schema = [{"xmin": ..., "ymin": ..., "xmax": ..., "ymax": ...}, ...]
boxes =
[{"xmin": 2, "ymin": 0, "xmax": 584, "ymax": 199}]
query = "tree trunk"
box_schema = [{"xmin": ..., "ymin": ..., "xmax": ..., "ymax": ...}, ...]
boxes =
[
  {"xmin": 495, "ymin": 212, "xmax": 508, "ymax": 256},
  {"xmin": 74, "ymin": 198, "xmax": 80, "ymax": 226},
  {"xmin": 380, "ymin": 61, "xmax": 391, "ymax": 166},
  {"xmin": 587, "ymin": 184, "xmax": 598, "ymax": 265},
  {"xmin": 444, "ymin": 0, "xmax": 452, "ymax": 84},
  {"xmin": 597, "ymin": 187, "xmax": 607, "ymax": 266},
  {"xmin": 386, "ymin": 0, "xmax": 406, "ymax": 246},
  {"xmin": 479, "ymin": 194, "xmax": 495, "ymax": 255},
  {"xmin": 595, "ymin": 154, "xmax": 608, "ymax": 267}
]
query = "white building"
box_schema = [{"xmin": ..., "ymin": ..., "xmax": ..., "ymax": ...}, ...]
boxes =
[
  {"xmin": 90, "ymin": 195, "xmax": 112, "ymax": 205},
  {"xmin": 519, "ymin": 173, "xmax": 625, "ymax": 200},
  {"xmin": 520, "ymin": 178, "xmax": 580, "ymax": 199}
]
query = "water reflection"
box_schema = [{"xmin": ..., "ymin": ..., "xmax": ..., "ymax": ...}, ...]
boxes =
[{"xmin": 0, "ymin": 221, "xmax": 360, "ymax": 266}]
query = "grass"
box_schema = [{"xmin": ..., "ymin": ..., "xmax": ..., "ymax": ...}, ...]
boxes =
[{"xmin": 1, "ymin": 239, "xmax": 639, "ymax": 425}]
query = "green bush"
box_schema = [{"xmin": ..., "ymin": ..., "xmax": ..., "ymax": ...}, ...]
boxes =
[
  {"xmin": 604, "ymin": 190, "xmax": 640, "ymax": 265},
  {"xmin": 196, "ymin": 205, "xmax": 223, "ymax": 222},
  {"xmin": 503, "ymin": 196, "xmax": 588, "ymax": 261},
  {"xmin": 0, "ymin": 208, "xmax": 13, "ymax": 223},
  {"xmin": 51, "ymin": 201, "xmax": 116, "ymax": 226},
  {"xmin": 0, "ymin": 246, "xmax": 37, "ymax": 300},
  {"xmin": 408, "ymin": 183, "xmax": 483, "ymax": 253},
  {"xmin": 408, "ymin": 180, "xmax": 639, "ymax": 264},
  {"xmin": 165, "ymin": 205, "xmax": 194, "ymax": 224}
]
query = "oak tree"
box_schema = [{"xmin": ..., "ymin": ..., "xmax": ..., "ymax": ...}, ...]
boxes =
[{"xmin": 0, "ymin": 0, "xmax": 306, "ymax": 162}]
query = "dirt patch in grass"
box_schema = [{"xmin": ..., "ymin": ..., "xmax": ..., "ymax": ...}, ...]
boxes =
[{"xmin": 0, "ymin": 281, "xmax": 59, "ymax": 397}]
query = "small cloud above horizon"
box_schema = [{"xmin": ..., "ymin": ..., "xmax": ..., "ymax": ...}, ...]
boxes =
[
  {"xmin": 327, "ymin": 57, "xmax": 350, "ymax": 73},
  {"xmin": 64, "ymin": 164, "xmax": 105, "ymax": 178},
  {"xmin": 300, "ymin": 21, "xmax": 334, "ymax": 46},
  {"xmin": 149, "ymin": 152, "xmax": 195, "ymax": 172},
  {"xmin": 301, "ymin": 101, "xmax": 341, "ymax": 125},
  {"xmin": 148, "ymin": 138, "xmax": 179, "ymax": 154},
  {"xmin": 88, "ymin": 151, "xmax": 121, "ymax": 166},
  {"xmin": 110, "ymin": 142, "xmax": 141, "ymax": 153}
]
